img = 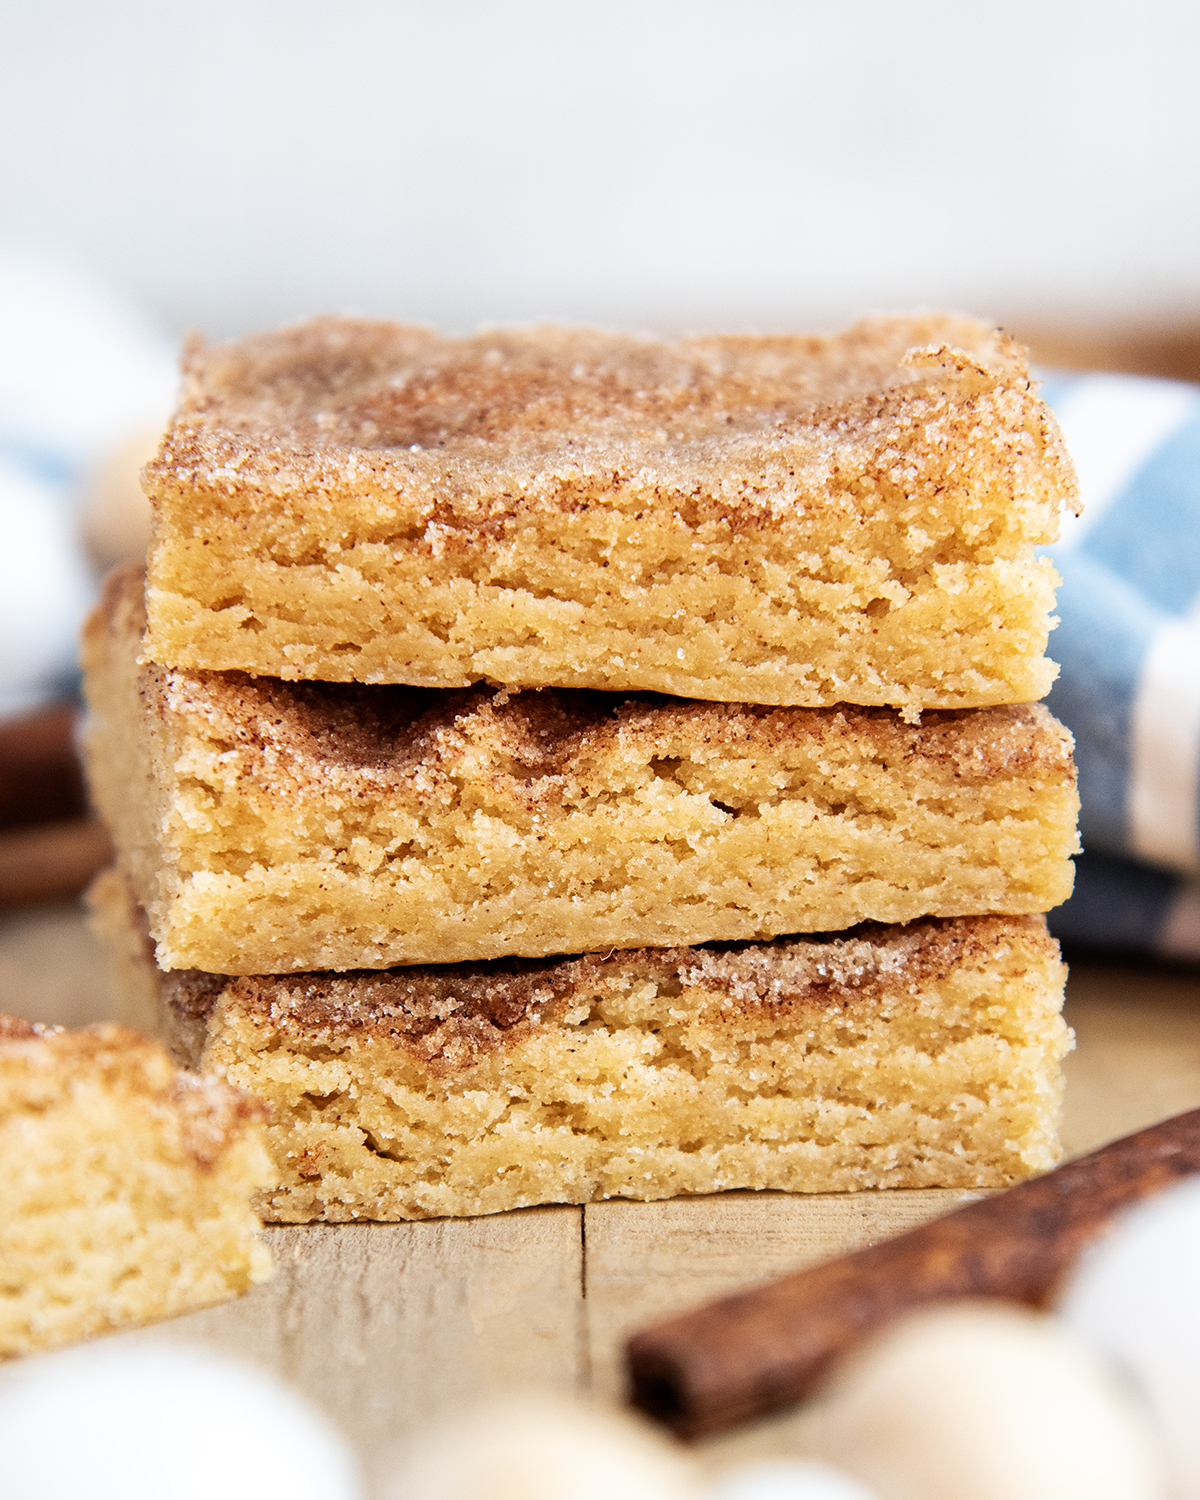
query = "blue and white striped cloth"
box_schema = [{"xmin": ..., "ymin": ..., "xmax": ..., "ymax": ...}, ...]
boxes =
[{"xmin": 1041, "ymin": 373, "xmax": 1200, "ymax": 962}]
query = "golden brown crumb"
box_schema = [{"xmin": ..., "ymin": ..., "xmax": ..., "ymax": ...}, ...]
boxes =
[{"xmin": 0, "ymin": 1016, "xmax": 273, "ymax": 1357}]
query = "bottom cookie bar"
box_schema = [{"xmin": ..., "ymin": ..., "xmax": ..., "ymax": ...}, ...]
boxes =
[
  {"xmin": 91, "ymin": 870, "xmax": 1071, "ymax": 1222},
  {"xmin": 1, "ymin": 1015, "xmax": 273, "ymax": 1357}
]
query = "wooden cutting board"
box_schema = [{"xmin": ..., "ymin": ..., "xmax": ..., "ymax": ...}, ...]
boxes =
[{"xmin": 4, "ymin": 901, "xmax": 1200, "ymax": 1493}]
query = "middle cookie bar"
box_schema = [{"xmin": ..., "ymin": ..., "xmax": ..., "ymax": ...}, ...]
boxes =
[{"xmin": 84, "ymin": 569, "xmax": 1080, "ymax": 975}]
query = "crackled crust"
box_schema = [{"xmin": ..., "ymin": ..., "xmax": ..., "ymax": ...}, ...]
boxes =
[
  {"xmin": 141, "ymin": 314, "xmax": 1075, "ymax": 709},
  {"xmin": 83, "ymin": 569, "xmax": 1080, "ymax": 974},
  {"xmin": 157, "ymin": 681, "xmax": 1072, "ymax": 794},
  {"xmin": 157, "ymin": 314, "xmax": 1036, "ymax": 464},
  {"xmin": 149, "ymin": 914, "xmax": 1062, "ymax": 1074}
]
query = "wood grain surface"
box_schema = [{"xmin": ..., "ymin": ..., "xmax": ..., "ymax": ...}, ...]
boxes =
[{"xmin": 4, "ymin": 899, "xmax": 1199, "ymax": 1493}]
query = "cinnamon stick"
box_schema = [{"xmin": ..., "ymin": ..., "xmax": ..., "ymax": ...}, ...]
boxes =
[
  {"xmin": 627, "ymin": 1109, "xmax": 1200, "ymax": 1439},
  {"xmin": 0, "ymin": 703, "xmax": 87, "ymax": 830},
  {"xmin": 0, "ymin": 819, "xmax": 113, "ymax": 907}
]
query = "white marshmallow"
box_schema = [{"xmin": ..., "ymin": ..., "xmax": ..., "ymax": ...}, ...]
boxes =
[
  {"xmin": 711, "ymin": 1458, "xmax": 882, "ymax": 1500},
  {"xmin": 1059, "ymin": 1175, "xmax": 1200, "ymax": 1499},
  {"xmin": 0, "ymin": 1340, "xmax": 361, "ymax": 1500},
  {"xmin": 383, "ymin": 1393, "xmax": 699, "ymax": 1500},
  {"xmin": 808, "ymin": 1301, "xmax": 1167, "ymax": 1500}
]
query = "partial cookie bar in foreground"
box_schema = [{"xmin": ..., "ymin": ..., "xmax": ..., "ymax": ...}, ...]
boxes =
[
  {"xmin": 85, "ymin": 569, "xmax": 1080, "ymax": 974},
  {"xmin": 0, "ymin": 1016, "xmax": 272, "ymax": 1358},
  {"xmin": 92, "ymin": 871, "xmax": 1072, "ymax": 1222},
  {"xmin": 142, "ymin": 314, "xmax": 1075, "ymax": 713}
]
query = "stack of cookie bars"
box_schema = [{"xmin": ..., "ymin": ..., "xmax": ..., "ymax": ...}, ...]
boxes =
[{"xmin": 83, "ymin": 314, "xmax": 1081, "ymax": 1223}]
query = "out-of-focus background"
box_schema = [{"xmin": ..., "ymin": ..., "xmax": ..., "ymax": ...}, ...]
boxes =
[
  {"xmin": 4, "ymin": 9, "xmax": 1200, "ymax": 1497},
  {"xmin": 3, "ymin": 0, "xmax": 1200, "ymax": 349},
  {"xmin": 3, "ymin": 6, "xmax": 1200, "ymax": 1065},
  {"xmin": 2, "ymin": 0, "xmax": 1200, "ymax": 973}
]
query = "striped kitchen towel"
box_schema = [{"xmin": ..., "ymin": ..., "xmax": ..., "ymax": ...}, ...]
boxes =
[{"xmin": 1041, "ymin": 372, "xmax": 1200, "ymax": 962}]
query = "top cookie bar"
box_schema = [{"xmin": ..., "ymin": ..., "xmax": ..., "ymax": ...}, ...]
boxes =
[{"xmin": 142, "ymin": 314, "xmax": 1076, "ymax": 712}]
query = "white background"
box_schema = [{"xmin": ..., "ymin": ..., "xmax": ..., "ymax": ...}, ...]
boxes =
[{"xmin": 1, "ymin": 0, "xmax": 1199, "ymax": 340}]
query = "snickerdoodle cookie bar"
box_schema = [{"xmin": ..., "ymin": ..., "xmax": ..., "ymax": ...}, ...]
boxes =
[
  {"xmin": 0, "ymin": 1015, "xmax": 272, "ymax": 1356},
  {"xmin": 141, "ymin": 314, "xmax": 1075, "ymax": 715}
]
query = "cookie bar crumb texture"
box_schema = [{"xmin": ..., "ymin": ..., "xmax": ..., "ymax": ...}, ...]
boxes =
[{"xmin": 0, "ymin": 1017, "xmax": 273, "ymax": 1358}]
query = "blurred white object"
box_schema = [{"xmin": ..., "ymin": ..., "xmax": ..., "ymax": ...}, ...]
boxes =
[
  {"xmin": 711, "ymin": 1459, "xmax": 882, "ymax": 1500},
  {"xmin": 0, "ymin": 245, "xmax": 175, "ymax": 472},
  {"xmin": 80, "ymin": 422, "xmax": 163, "ymax": 571},
  {"xmin": 0, "ymin": 456, "xmax": 93, "ymax": 717},
  {"xmin": 810, "ymin": 1301, "xmax": 1167, "ymax": 1500},
  {"xmin": 384, "ymin": 1392, "xmax": 699, "ymax": 1500},
  {"xmin": 1059, "ymin": 1176, "xmax": 1200, "ymax": 1499},
  {"xmin": 0, "ymin": 245, "xmax": 176, "ymax": 715},
  {"xmin": 0, "ymin": 1340, "xmax": 361, "ymax": 1500}
]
